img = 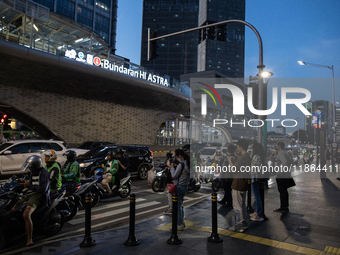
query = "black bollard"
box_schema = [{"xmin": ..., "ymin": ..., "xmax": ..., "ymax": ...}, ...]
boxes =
[
  {"xmin": 80, "ymin": 192, "xmax": 96, "ymax": 247},
  {"xmin": 167, "ymin": 194, "xmax": 182, "ymax": 245},
  {"xmin": 208, "ymin": 193, "xmax": 223, "ymax": 243},
  {"xmin": 259, "ymin": 181, "xmax": 268, "ymax": 221},
  {"xmin": 124, "ymin": 194, "xmax": 140, "ymax": 246},
  {"xmin": 247, "ymin": 179, "xmax": 254, "ymax": 212}
]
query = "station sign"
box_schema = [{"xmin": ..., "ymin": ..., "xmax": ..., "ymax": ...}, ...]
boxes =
[{"xmin": 65, "ymin": 49, "xmax": 169, "ymax": 87}]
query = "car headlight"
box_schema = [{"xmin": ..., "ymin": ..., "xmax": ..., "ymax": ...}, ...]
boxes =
[{"xmin": 79, "ymin": 162, "xmax": 92, "ymax": 168}]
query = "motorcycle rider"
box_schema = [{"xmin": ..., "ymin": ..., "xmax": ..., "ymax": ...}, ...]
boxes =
[
  {"xmin": 43, "ymin": 150, "xmax": 62, "ymax": 193},
  {"xmin": 61, "ymin": 150, "xmax": 81, "ymax": 184},
  {"xmin": 102, "ymin": 151, "xmax": 119, "ymax": 195},
  {"xmin": 11, "ymin": 155, "xmax": 50, "ymax": 246},
  {"xmin": 114, "ymin": 149, "xmax": 129, "ymax": 190}
]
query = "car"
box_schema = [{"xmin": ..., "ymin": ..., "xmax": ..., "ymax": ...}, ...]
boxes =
[
  {"xmin": 0, "ymin": 140, "xmax": 69, "ymax": 175},
  {"xmin": 76, "ymin": 145, "xmax": 153, "ymax": 180},
  {"xmin": 75, "ymin": 141, "xmax": 116, "ymax": 150},
  {"xmin": 199, "ymin": 147, "xmax": 218, "ymax": 162}
]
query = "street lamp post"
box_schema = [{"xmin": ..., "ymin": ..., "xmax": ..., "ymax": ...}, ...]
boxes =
[
  {"xmin": 295, "ymin": 117, "xmax": 300, "ymax": 149},
  {"xmin": 298, "ymin": 61, "xmax": 336, "ymax": 170}
]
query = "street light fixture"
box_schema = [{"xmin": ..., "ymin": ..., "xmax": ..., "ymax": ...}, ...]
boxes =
[{"xmin": 298, "ymin": 60, "xmax": 336, "ymax": 170}]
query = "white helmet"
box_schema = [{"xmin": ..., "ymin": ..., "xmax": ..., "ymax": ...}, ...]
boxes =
[{"xmin": 42, "ymin": 149, "xmax": 58, "ymax": 162}]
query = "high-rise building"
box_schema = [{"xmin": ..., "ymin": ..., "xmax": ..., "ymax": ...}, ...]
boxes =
[
  {"xmin": 140, "ymin": 0, "xmax": 245, "ymax": 81},
  {"xmin": 33, "ymin": 0, "xmax": 118, "ymax": 53},
  {"xmin": 197, "ymin": 0, "xmax": 245, "ymax": 78},
  {"xmin": 140, "ymin": 0, "xmax": 199, "ymax": 81}
]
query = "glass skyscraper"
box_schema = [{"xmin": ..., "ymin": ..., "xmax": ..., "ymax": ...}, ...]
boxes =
[
  {"xmin": 33, "ymin": 0, "xmax": 118, "ymax": 53},
  {"xmin": 198, "ymin": 0, "xmax": 245, "ymax": 78},
  {"xmin": 140, "ymin": 0, "xmax": 199, "ymax": 81},
  {"xmin": 140, "ymin": 0, "xmax": 245, "ymax": 80}
]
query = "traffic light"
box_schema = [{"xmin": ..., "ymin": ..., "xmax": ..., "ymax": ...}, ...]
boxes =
[
  {"xmin": 148, "ymin": 31, "xmax": 159, "ymax": 61},
  {"xmin": 1, "ymin": 114, "xmax": 7, "ymax": 124}
]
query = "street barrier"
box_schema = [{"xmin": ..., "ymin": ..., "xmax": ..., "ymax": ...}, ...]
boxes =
[
  {"xmin": 124, "ymin": 193, "xmax": 140, "ymax": 246},
  {"xmin": 208, "ymin": 193, "xmax": 223, "ymax": 243},
  {"xmin": 167, "ymin": 194, "xmax": 182, "ymax": 245},
  {"xmin": 80, "ymin": 192, "xmax": 96, "ymax": 247}
]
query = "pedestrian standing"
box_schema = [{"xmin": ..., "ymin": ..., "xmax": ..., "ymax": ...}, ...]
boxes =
[
  {"xmin": 274, "ymin": 141, "xmax": 292, "ymax": 213},
  {"xmin": 167, "ymin": 149, "xmax": 190, "ymax": 231},
  {"xmin": 227, "ymin": 139, "xmax": 251, "ymax": 233},
  {"xmin": 249, "ymin": 143, "xmax": 265, "ymax": 222},
  {"xmin": 218, "ymin": 144, "xmax": 237, "ymax": 207}
]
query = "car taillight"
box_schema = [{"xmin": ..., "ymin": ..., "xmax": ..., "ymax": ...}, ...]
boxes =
[{"xmin": 149, "ymin": 149, "xmax": 153, "ymax": 158}]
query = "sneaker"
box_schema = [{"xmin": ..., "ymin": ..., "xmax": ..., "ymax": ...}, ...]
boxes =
[
  {"xmin": 169, "ymin": 225, "xmax": 184, "ymax": 231},
  {"xmin": 273, "ymin": 207, "xmax": 289, "ymax": 213},
  {"xmin": 249, "ymin": 212, "xmax": 257, "ymax": 217},
  {"xmin": 242, "ymin": 221, "xmax": 249, "ymax": 230},
  {"xmin": 228, "ymin": 224, "xmax": 244, "ymax": 233},
  {"xmin": 250, "ymin": 215, "xmax": 264, "ymax": 222},
  {"xmin": 163, "ymin": 209, "xmax": 172, "ymax": 215}
]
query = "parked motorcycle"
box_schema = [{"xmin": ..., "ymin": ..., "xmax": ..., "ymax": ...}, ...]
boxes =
[
  {"xmin": 0, "ymin": 176, "xmax": 65, "ymax": 249},
  {"xmin": 90, "ymin": 168, "xmax": 132, "ymax": 203}
]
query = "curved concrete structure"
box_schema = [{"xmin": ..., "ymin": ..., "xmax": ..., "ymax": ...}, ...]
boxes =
[{"xmin": 0, "ymin": 40, "xmax": 191, "ymax": 145}]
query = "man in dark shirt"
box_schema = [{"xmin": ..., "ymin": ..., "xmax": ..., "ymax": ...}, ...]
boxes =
[
  {"xmin": 12, "ymin": 155, "xmax": 50, "ymax": 246},
  {"xmin": 227, "ymin": 139, "xmax": 251, "ymax": 233}
]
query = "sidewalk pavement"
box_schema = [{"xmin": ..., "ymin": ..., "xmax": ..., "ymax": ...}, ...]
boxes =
[{"xmin": 5, "ymin": 172, "xmax": 340, "ymax": 255}]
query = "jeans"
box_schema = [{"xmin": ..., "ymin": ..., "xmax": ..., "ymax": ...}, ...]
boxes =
[
  {"xmin": 251, "ymin": 181, "xmax": 263, "ymax": 217},
  {"xmin": 232, "ymin": 189, "xmax": 247, "ymax": 224},
  {"xmin": 176, "ymin": 185, "xmax": 188, "ymax": 226}
]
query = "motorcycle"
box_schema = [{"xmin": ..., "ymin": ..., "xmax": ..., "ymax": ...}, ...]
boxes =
[
  {"xmin": 56, "ymin": 177, "xmax": 98, "ymax": 221},
  {"xmin": 0, "ymin": 176, "xmax": 65, "ymax": 250},
  {"xmin": 303, "ymin": 154, "xmax": 313, "ymax": 164},
  {"xmin": 188, "ymin": 178, "xmax": 201, "ymax": 192},
  {"xmin": 292, "ymin": 155, "xmax": 299, "ymax": 166},
  {"xmin": 211, "ymin": 167, "xmax": 222, "ymax": 192},
  {"xmin": 90, "ymin": 168, "xmax": 132, "ymax": 202},
  {"xmin": 152, "ymin": 163, "xmax": 171, "ymax": 192}
]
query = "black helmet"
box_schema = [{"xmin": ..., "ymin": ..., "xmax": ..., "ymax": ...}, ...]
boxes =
[
  {"xmin": 116, "ymin": 149, "xmax": 124, "ymax": 156},
  {"xmin": 26, "ymin": 155, "xmax": 43, "ymax": 172},
  {"xmin": 166, "ymin": 151, "xmax": 173, "ymax": 159},
  {"xmin": 63, "ymin": 150, "xmax": 76, "ymax": 162},
  {"xmin": 107, "ymin": 150, "xmax": 115, "ymax": 158}
]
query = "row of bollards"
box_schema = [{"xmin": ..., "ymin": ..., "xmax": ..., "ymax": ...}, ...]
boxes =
[{"xmin": 79, "ymin": 187, "xmax": 267, "ymax": 248}]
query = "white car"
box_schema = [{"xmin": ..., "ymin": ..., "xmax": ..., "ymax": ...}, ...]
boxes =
[
  {"xmin": 200, "ymin": 147, "xmax": 218, "ymax": 162},
  {"xmin": 0, "ymin": 140, "xmax": 87, "ymax": 175}
]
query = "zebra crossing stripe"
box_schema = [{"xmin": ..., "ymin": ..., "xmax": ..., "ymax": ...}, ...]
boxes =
[{"xmin": 69, "ymin": 201, "xmax": 161, "ymax": 225}]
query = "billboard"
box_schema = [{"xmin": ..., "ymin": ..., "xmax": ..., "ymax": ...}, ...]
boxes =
[{"xmin": 312, "ymin": 112, "xmax": 321, "ymax": 128}]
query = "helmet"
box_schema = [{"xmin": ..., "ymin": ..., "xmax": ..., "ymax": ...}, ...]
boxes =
[
  {"xmin": 63, "ymin": 150, "xmax": 77, "ymax": 162},
  {"xmin": 42, "ymin": 149, "xmax": 58, "ymax": 162},
  {"xmin": 116, "ymin": 149, "xmax": 124, "ymax": 156},
  {"xmin": 25, "ymin": 155, "xmax": 43, "ymax": 172},
  {"xmin": 166, "ymin": 151, "xmax": 173, "ymax": 159},
  {"xmin": 107, "ymin": 150, "xmax": 115, "ymax": 158}
]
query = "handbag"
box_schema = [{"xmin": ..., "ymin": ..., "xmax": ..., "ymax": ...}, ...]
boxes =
[
  {"xmin": 166, "ymin": 183, "xmax": 176, "ymax": 193},
  {"xmin": 287, "ymin": 177, "xmax": 296, "ymax": 188}
]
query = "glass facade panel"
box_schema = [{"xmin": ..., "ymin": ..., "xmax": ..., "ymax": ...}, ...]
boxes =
[
  {"xmin": 95, "ymin": 13, "xmax": 109, "ymax": 43},
  {"xmin": 57, "ymin": 0, "xmax": 75, "ymax": 20},
  {"xmin": 77, "ymin": 5, "xmax": 93, "ymax": 29}
]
